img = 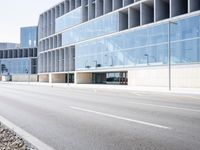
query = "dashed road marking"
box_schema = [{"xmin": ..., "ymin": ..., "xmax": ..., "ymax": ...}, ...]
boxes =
[{"xmin": 70, "ymin": 106, "xmax": 172, "ymax": 130}]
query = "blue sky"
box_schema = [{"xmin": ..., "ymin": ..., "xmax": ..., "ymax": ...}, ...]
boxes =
[{"xmin": 0, "ymin": 0, "xmax": 61, "ymax": 43}]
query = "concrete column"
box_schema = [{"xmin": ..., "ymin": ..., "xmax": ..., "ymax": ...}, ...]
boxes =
[
  {"xmin": 59, "ymin": 49, "xmax": 62, "ymax": 72},
  {"xmin": 103, "ymin": 0, "xmax": 112, "ymax": 14},
  {"xmin": 88, "ymin": 0, "xmax": 95, "ymax": 20},
  {"xmin": 64, "ymin": 0, "xmax": 69, "ymax": 13},
  {"xmin": 81, "ymin": 0, "xmax": 89, "ymax": 22},
  {"xmin": 70, "ymin": 0, "xmax": 75, "ymax": 10},
  {"xmin": 52, "ymin": 8, "xmax": 55, "ymax": 34},
  {"xmin": 47, "ymin": 52, "xmax": 51, "ymax": 72},
  {"xmin": 41, "ymin": 53, "xmax": 45, "ymax": 73},
  {"xmin": 61, "ymin": 2, "xmax": 65, "ymax": 15},
  {"xmin": 55, "ymin": 50, "xmax": 59, "ymax": 72},
  {"xmin": 45, "ymin": 12, "xmax": 48, "ymax": 37},
  {"xmin": 47, "ymin": 11, "xmax": 49, "ymax": 36},
  {"xmin": 42, "ymin": 14, "xmax": 45, "ymax": 38},
  {"xmin": 69, "ymin": 47, "xmax": 75, "ymax": 71},
  {"xmin": 48, "ymin": 10, "xmax": 51, "ymax": 36},
  {"xmin": 96, "ymin": 0, "xmax": 103, "ymax": 17}
]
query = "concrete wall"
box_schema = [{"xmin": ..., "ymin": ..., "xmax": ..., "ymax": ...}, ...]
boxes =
[
  {"xmin": 39, "ymin": 74, "xmax": 49, "ymax": 82},
  {"xmin": 75, "ymin": 72, "xmax": 93, "ymax": 84},
  {"xmin": 128, "ymin": 65, "xmax": 200, "ymax": 88},
  {"xmin": 49, "ymin": 73, "xmax": 66, "ymax": 83},
  {"xmin": 12, "ymin": 75, "xmax": 38, "ymax": 82}
]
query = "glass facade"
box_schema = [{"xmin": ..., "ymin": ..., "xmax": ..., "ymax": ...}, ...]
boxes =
[
  {"xmin": 75, "ymin": 15, "xmax": 200, "ymax": 70},
  {"xmin": 20, "ymin": 27, "xmax": 37, "ymax": 48},
  {"xmin": 0, "ymin": 58, "xmax": 30, "ymax": 75},
  {"xmin": 62, "ymin": 12, "xmax": 119, "ymax": 46},
  {"xmin": 0, "ymin": 43, "xmax": 19, "ymax": 50},
  {"xmin": 56, "ymin": 7, "xmax": 82, "ymax": 33}
]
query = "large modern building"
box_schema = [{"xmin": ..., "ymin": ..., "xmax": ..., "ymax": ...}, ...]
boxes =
[
  {"xmin": 38, "ymin": 0, "xmax": 200, "ymax": 88},
  {"xmin": 0, "ymin": 27, "xmax": 38, "ymax": 82},
  {"xmin": 20, "ymin": 26, "xmax": 38, "ymax": 48},
  {"xmin": 0, "ymin": 43, "xmax": 19, "ymax": 50}
]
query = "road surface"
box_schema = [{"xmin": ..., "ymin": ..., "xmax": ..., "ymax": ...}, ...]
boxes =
[{"xmin": 0, "ymin": 83, "xmax": 200, "ymax": 150}]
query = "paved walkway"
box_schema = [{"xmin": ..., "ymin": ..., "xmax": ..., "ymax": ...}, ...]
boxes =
[{"xmin": 1, "ymin": 81, "xmax": 200, "ymax": 95}]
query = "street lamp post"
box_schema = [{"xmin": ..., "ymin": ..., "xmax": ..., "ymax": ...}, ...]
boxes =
[
  {"xmin": 104, "ymin": 54, "xmax": 114, "ymax": 67},
  {"xmin": 144, "ymin": 54, "xmax": 149, "ymax": 65},
  {"xmin": 68, "ymin": 53, "xmax": 75, "ymax": 85},
  {"xmin": 168, "ymin": 21, "xmax": 178, "ymax": 91},
  {"xmin": 68, "ymin": 52, "xmax": 70, "ymax": 85},
  {"xmin": 25, "ymin": 58, "xmax": 31, "ymax": 84},
  {"xmin": 85, "ymin": 60, "xmax": 88, "ymax": 68},
  {"xmin": 93, "ymin": 60, "xmax": 97, "ymax": 68},
  {"xmin": 25, "ymin": 69, "xmax": 29, "ymax": 83}
]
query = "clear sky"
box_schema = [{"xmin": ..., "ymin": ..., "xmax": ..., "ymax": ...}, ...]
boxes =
[{"xmin": 0, "ymin": 0, "xmax": 61, "ymax": 43}]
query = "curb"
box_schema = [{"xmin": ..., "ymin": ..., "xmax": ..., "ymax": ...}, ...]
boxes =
[{"xmin": 0, "ymin": 115, "xmax": 55, "ymax": 150}]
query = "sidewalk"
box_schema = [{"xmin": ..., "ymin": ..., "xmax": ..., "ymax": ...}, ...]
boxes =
[{"xmin": 1, "ymin": 81, "xmax": 200, "ymax": 95}]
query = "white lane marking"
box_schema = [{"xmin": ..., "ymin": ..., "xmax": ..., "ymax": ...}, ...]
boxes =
[
  {"xmin": 70, "ymin": 106, "xmax": 171, "ymax": 130},
  {"xmin": 0, "ymin": 115, "xmax": 55, "ymax": 150},
  {"xmin": 128, "ymin": 102, "xmax": 200, "ymax": 113}
]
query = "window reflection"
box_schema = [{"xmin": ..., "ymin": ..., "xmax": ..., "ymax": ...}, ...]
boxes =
[
  {"xmin": 75, "ymin": 15, "xmax": 200, "ymax": 70},
  {"xmin": 56, "ymin": 7, "xmax": 82, "ymax": 32},
  {"xmin": 62, "ymin": 12, "xmax": 119, "ymax": 45},
  {"xmin": 0, "ymin": 58, "xmax": 30, "ymax": 75}
]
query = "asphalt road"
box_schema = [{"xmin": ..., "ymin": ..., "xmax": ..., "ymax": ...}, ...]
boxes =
[{"xmin": 0, "ymin": 83, "xmax": 200, "ymax": 150}]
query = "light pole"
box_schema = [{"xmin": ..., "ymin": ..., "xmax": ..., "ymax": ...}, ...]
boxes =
[
  {"xmin": 104, "ymin": 54, "xmax": 113, "ymax": 66},
  {"xmin": 85, "ymin": 60, "xmax": 88, "ymax": 68},
  {"xmin": 25, "ymin": 58, "xmax": 31, "ymax": 84},
  {"xmin": 68, "ymin": 54, "xmax": 70, "ymax": 85},
  {"xmin": 144, "ymin": 54, "xmax": 149, "ymax": 65},
  {"xmin": 93, "ymin": 60, "xmax": 97, "ymax": 68},
  {"xmin": 25, "ymin": 69, "xmax": 30, "ymax": 84},
  {"xmin": 168, "ymin": 21, "xmax": 178, "ymax": 91},
  {"xmin": 68, "ymin": 54, "xmax": 75, "ymax": 85},
  {"xmin": 25, "ymin": 69, "xmax": 29, "ymax": 83}
]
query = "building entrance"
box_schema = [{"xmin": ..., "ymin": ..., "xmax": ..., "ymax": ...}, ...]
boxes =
[
  {"xmin": 65, "ymin": 74, "xmax": 74, "ymax": 83},
  {"xmin": 92, "ymin": 72, "xmax": 128, "ymax": 85}
]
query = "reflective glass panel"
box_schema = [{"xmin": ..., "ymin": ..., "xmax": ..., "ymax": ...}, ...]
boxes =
[
  {"xmin": 62, "ymin": 12, "xmax": 119, "ymax": 46},
  {"xmin": 0, "ymin": 58, "xmax": 30, "ymax": 75},
  {"xmin": 55, "ymin": 7, "xmax": 82, "ymax": 33},
  {"xmin": 75, "ymin": 15, "xmax": 200, "ymax": 71}
]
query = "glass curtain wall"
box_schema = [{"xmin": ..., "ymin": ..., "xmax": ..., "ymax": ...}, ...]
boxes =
[
  {"xmin": 56, "ymin": 7, "xmax": 82, "ymax": 33},
  {"xmin": 20, "ymin": 27, "xmax": 37, "ymax": 48},
  {"xmin": 0, "ymin": 58, "xmax": 30, "ymax": 75},
  {"xmin": 62, "ymin": 12, "xmax": 119, "ymax": 46},
  {"xmin": 75, "ymin": 15, "xmax": 200, "ymax": 70}
]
